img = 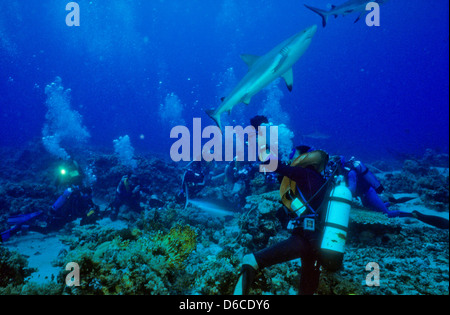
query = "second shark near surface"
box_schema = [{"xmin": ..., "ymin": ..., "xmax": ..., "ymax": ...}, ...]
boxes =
[
  {"xmin": 206, "ymin": 24, "xmax": 318, "ymax": 130},
  {"xmin": 304, "ymin": 0, "xmax": 387, "ymax": 27}
]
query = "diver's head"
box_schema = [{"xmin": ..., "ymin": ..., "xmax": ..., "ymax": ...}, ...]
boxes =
[
  {"xmin": 128, "ymin": 174, "xmax": 140, "ymax": 185},
  {"xmin": 292, "ymin": 149, "xmax": 329, "ymax": 173},
  {"xmin": 289, "ymin": 145, "xmax": 315, "ymax": 161},
  {"xmin": 250, "ymin": 115, "xmax": 269, "ymax": 130},
  {"xmin": 81, "ymin": 186, "xmax": 93, "ymax": 197}
]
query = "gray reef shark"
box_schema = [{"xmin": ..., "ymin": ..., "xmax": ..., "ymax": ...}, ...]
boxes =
[
  {"xmin": 304, "ymin": 0, "xmax": 387, "ymax": 27},
  {"xmin": 303, "ymin": 131, "xmax": 330, "ymax": 140},
  {"xmin": 206, "ymin": 24, "xmax": 318, "ymax": 130}
]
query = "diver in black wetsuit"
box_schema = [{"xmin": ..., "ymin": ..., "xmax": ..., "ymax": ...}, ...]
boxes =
[
  {"xmin": 1, "ymin": 186, "xmax": 99, "ymax": 242},
  {"xmin": 108, "ymin": 175, "xmax": 142, "ymax": 220},
  {"xmin": 234, "ymin": 148, "xmax": 330, "ymax": 295}
]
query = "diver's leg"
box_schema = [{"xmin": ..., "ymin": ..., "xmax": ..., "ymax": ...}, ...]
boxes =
[
  {"xmin": 363, "ymin": 187, "xmax": 411, "ymax": 218},
  {"xmin": 234, "ymin": 233, "xmax": 309, "ymax": 295},
  {"xmin": 298, "ymin": 256, "xmax": 321, "ymax": 295},
  {"xmin": 233, "ymin": 254, "xmax": 259, "ymax": 295}
]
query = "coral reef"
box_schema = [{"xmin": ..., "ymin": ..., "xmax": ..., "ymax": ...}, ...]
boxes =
[
  {"xmin": 0, "ymin": 247, "xmax": 34, "ymax": 289},
  {"xmin": 381, "ymin": 149, "xmax": 449, "ymax": 211},
  {"xmin": 0, "ymin": 144, "xmax": 448, "ymax": 295},
  {"xmin": 58, "ymin": 223, "xmax": 197, "ymax": 295}
]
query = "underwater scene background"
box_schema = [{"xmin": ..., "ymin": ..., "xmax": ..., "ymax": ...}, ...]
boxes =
[{"xmin": 0, "ymin": 0, "xmax": 448, "ymax": 296}]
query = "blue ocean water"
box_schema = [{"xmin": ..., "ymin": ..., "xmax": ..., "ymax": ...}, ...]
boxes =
[{"xmin": 0, "ymin": 0, "xmax": 448, "ymax": 161}]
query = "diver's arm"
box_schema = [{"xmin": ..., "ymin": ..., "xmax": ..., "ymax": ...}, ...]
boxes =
[{"xmin": 270, "ymin": 161, "xmax": 309, "ymax": 184}]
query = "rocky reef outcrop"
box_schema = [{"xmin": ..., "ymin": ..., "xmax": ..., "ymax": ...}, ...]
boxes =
[{"xmin": 0, "ymin": 143, "xmax": 448, "ymax": 295}]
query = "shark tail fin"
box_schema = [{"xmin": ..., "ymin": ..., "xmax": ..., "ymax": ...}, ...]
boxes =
[
  {"xmin": 206, "ymin": 109, "xmax": 222, "ymax": 131},
  {"xmin": 304, "ymin": 4, "xmax": 329, "ymax": 27}
]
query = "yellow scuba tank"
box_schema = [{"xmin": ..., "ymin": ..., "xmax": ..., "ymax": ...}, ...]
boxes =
[{"xmin": 319, "ymin": 175, "xmax": 352, "ymax": 272}]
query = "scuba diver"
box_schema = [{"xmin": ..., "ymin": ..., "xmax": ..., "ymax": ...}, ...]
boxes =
[
  {"xmin": 55, "ymin": 158, "xmax": 84, "ymax": 188},
  {"xmin": 234, "ymin": 148, "xmax": 332, "ymax": 295},
  {"xmin": 108, "ymin": 174, "xmax": 142, "ymax": 220},
  {"xmin": 224, "ymin": 115, "xmax": 281, "ymax": 208},
  {"xmin": 47, "ymin": 185, "xmax": 100, "ymax": 228},
  {"xmin": 1, "ymin": 185, "xmax": 99, "ymax": 242},
  {"xmin": 224, "ymin": 158, "xmax": 260, "ymax": 209},
  {"xmin": 332, "ymin": 155, "xmax": 449, "ymax": 229},
  {"xmin": 176, "ymin": 156, "xmax": 221, "ymax": 208},
  {"xmin": 179, "ymin": 161, "xmax": 209, "ymax": 197}
]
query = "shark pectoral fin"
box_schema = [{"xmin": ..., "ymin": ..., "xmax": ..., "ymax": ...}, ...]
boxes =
[
  {"xmin": 206, "ymin": 109, "xmax": 222, "ymax": 131},
  {"xmin": 242, "ymin": 94, "xmax": 252, "ymax": 105},
  {"xmin": 281, "ymin": 69, "xmax": 294, "ymax": 92},
  {"xmin": 354, "ymin": 12, "xmax": 365, "ymax": 23},
  {"xmin": 240, "ymin": 54, "xmax": 260, "ymax": 68}
]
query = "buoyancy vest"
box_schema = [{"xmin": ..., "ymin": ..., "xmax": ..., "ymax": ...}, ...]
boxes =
[{"xmin": 279, "ymin": 150, "xmax": 329, "ymax": 216}]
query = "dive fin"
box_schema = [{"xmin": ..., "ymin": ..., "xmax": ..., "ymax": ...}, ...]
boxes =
[
  {"xmin": 1, "ymin": 228, "xmax": 14, "ymax": 242},
  {"xmin": 281, "ymin": 69, "xmax": 294, "ymax": 92},
  {"xmin": 304, "ymin": 4, "xmax": 329, "ymax": 27},
  {"xmin": 205, "ymin": 109, "xmax": 222, "ymax": 131},
  {"xmin": 1, "ymin": 223, "xmax": 25, "ymax": 242},
  {"xmin": 412, "ymin": 211, "xmax": 449, "ymax": 229},
  {"xmin": 7, "ymin": 211, "xmax": 42, "ymax": 225}
]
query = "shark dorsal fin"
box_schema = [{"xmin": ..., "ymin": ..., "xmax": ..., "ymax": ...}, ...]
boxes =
[
  {"xmin": 240, "ymin": 54, "xmax": 260, "ymax": 68},
  {"xmin": 281, "ymin": 69, "xmax": 294, "ymax": 92}
]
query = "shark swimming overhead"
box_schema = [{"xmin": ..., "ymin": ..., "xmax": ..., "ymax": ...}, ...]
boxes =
[
  {"xmin": 304, "ymin": 0, "xmax": 387, "ymax": 27},
  {"xmin": 206, "ymin": 24, "xmax": 318, "ymax": 130}
]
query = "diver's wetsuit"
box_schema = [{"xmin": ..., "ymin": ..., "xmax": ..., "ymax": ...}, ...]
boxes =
[{"xmin": 252, "ymin": 161, "xmax": 327, "ymax": 295}]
